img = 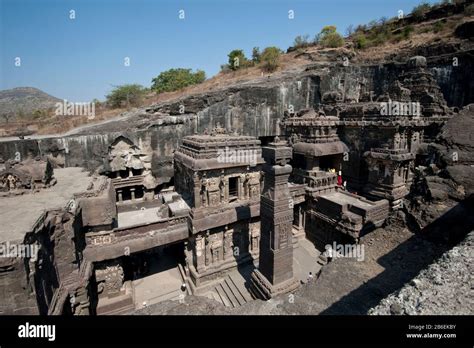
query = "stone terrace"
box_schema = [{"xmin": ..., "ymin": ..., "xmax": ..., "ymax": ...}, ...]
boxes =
[{"xmin": 0, "ymin": 167, "xmax": 93, "ymax": 242}]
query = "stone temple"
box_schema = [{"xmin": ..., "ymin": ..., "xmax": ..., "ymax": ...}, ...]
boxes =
[{"xmin": 0, "ymin": 51, "xmax": 470, "ymax": 315}]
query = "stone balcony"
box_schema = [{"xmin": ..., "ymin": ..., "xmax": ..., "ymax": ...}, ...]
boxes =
[
  {"xmin": 83, "ymin": 215, "xmax": 189, "ymax": 262},
  {"xmin": 293, "ymin": 168, "xmax": 338, "ymax": 197}
]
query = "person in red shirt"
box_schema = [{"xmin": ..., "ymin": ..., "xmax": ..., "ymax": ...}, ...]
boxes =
[{"xmin": 337, "ymin": 170, "xmax": 343, "ymax": 186}]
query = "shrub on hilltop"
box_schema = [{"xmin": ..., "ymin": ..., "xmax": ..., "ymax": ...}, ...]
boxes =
[
  {"xmin": 151, "ymin": 68, "xmax": 206, "ymax": 93},
  {"xmin": 260, "ymin": 46, "xmax": 282, "ymax": 72},
  {"xmin": 315, "ymin": 26, "xmax": 345, "ymax": 48},
  {"xmin": 106, "ymin": 84, "xmax": 147, "ymax": 108}
]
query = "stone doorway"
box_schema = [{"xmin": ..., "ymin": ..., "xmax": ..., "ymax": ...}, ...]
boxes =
[{"xmin": 124, "ymin": 243, "xmax": 188, "ymax": 310}]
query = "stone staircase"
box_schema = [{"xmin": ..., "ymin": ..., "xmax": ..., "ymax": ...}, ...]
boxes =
[{"xmin": 206, "ymin": 274, "xmax": 253, "ymax": 308}]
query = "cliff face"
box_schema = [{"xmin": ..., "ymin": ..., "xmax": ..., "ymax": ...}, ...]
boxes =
[
  {"xmin": 1, "ymin": 39, "xmax": 473, "ymax": 181},
  {"xmin": 0, "ymin": 74, "xmax": 312, "ymax": 178}
]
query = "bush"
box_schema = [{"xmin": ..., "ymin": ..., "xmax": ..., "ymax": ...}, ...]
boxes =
[
  {"xmin": 432, "ymin": 21, "xmax": 445, "ymax": 33},
  {"xmin": 293, "ymin": 34, "xmax": 311, "ymax": 48},
  {"xmin": 151, "ymin": 68, "xmax": 205, "ymax": 93},
  {"xmin": 228, "ymin": 49, "xmax": 249, "ymax": 70},
  {"xmin": 354, "ymin": 34, "xmax": 367, "ymax": 49},
  {"xmin": 345, "ymin": 24, "xmax": 354, "ymax": 37},
  {"xmin": 411, "ymin": 2, "xmax": 431, "ymax": 19},
  {"xmin": 365, "ymin": 20, "xmax": 392, "ymax": 47},
  {"xmin": 91, "ymin": 98, "xmax": 103, "ymax": 110},
  {"xmin": 252, "ymin": 47, "xmax": 261, "ymax": 64},
  {"xmin": 260, "ymin": 46, "xmax": 282, "ymax": 72},
  {"xmin": 220, "ymin": 64, "xmax": 231, "ymax": 73},
  {"xmin": 355, "ymin": 24, "xmax": 367, "ymax": 33},
  {"xmin": 368, "ymin": 20, "xmax": 378, "ymax": 30},
  {"xmin": 401, "ymin": 25, "xmax": 415, "ymax": 40},
  {"xmin": 106, "ymin": 84, "xmax": 147, "ymax": 108},
  {"xmin": 33, "ymin": 109, "xmax": 48, "ymax": 119},
  {"xmin": 392, "ymin": 25, "xmax": 415, "ymax": 42},
  {"xmin": 315, "ymin": 26, "xmax": 345, "ymax": 48},
  {"xmin": 465, "ymin": 3, "xmax": 474, "ymax": 15},
  {"xmin": 1, "ymin": 113, "xmax": 14, "ymax": 123}
]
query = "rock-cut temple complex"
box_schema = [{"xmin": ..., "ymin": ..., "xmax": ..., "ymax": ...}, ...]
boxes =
[{"xmin": 0, "ymin": 55, "xmax": 461, "ymax": 314}]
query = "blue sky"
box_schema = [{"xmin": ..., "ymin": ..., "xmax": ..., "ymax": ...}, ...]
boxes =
[{"xmin": 0, "ymin": 0, "xmax": 439, "ymax": 102}]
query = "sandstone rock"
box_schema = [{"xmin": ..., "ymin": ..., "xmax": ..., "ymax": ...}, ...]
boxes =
[{"xmin": 407, "ymin": 55, "xmax": 427, "ymax": 68}]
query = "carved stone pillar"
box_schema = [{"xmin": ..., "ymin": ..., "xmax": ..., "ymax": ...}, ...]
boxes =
[
  {"xmin": 71, "ymin": 286, "xmax": 90, "ymax": 316},
  {"xmin": 117, "ymin": 190, "xmax": 123, "ymax": 203},
  {"xmin": 193, "ymin": 174, "xmax": 201, "ymax": 208},
  {"xmin": 251, "ymin": 140, "xmax": 299, "ymax": 299},
  {"xmin": 195, "ymin": 234, "xmax": 205, "ymax": 272},
  {"xmin": 223, "ymin": 227, "xmax": 233, "ymax": 260},
  {"xmin": 204, "ymin": 231, "xmax": 211, "ymax": 267},
  {"xmin": 238, "ymin": 176, "xmax": 243, "ymax": 200},
  {"xmin": 224, "ymin": 180, "xmax": 229, "ymax": 202},
  {"xmin": 298, "ymin": 206, "xmax": 303, "ymax": 229}
]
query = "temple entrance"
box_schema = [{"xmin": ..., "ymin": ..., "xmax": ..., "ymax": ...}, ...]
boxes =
[
  {"xmin": 292, "ymin": 203, "xmax": 305, "ymax": 241},
  {"xmin": 229, "ymin": 176, "xmax": 238, "ymax": 201},
  {"xmin": 319, "ymin": 154, "xmax": 342, "ymax": 172},
  {"xmin": 122, "ymin": 242, "xmax": 187, "ymax": 309},
  {"xmin": 116, "ymin": 185, "xmax": 145, "ymax": 204}
]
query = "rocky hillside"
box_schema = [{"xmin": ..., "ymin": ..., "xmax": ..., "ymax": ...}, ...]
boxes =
[
  {"xmin": 369, "ymin": 232, "xmax": 473, "ymax": 315},
  {"xmin": 0, "ymin": 87, "xmax": 60, "ymax": 121},
  {"xmin": 1, "ymin": 0, "xmax": 472, "ymax": 136}
]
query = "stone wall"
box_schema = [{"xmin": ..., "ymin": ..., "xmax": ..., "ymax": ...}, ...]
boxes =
[
  {"xmin": 0, "ymin": 254, "xmax": 39, "ymax": 315},
  {"xmin": 187, "ymin": 218, "xmax": 259, "ymax": 288}
]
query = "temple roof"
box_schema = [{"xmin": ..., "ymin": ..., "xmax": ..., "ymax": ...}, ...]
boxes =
[
  {"xmin": 293, "ymin": 141, "xmax": 349, "ymax": 157},
  {"xmin": 175, "ymin": 131, "xmax": 264, "ymax": 170}
]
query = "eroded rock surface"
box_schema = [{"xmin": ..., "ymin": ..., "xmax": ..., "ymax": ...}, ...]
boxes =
[{"xmin": 369, "ymin": 232, "xmax": 473, "ymax": 315}]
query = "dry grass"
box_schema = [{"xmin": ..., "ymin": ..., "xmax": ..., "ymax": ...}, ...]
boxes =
[
  {"xmin": 35, "ymin": 107, "xmax": 128, "ymax": 135},
  {"xmin": 355, "ymin": 15, "xmax": 465, "ymax": 63}
]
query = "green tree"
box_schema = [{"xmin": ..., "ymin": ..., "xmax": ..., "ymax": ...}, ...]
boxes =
[
  {"xmin": 293, "ymin": 34, "xmax": 310, "ymax": 48},
  {"xmin": 315, "ymin": 26, "xmax": 345, "ymax": 48},
  {"xmin": 1, "ymin": 113, "xmax": 13, "ymax": 123},
  {"xmin": 260, "ymin": 46, "xmax": 282, "ymax": 72},
  {"xmin": 91, "ymin": 98, "xmax": 102, "ymax": 109},
  {"xmin": 411, "ymin": 2, "xmax": 431, "ymax": 19},
  {"xmin": 252, "ymin": 47, "xmax": 261, "ymax": 64},
  {"xmin": 151, "ymin": 68, "xmax": 206, "ymax": 93},
  {"xmin": 106, "ymin": 84, "xmax": 146, "ymax": 108},
  {"xmin": 228, "ymin": 49, "xmax": 249, "ymax": 70},
  {"xmin": 354, "ymin": 33, "xmax": 367, "ymax": 49}
]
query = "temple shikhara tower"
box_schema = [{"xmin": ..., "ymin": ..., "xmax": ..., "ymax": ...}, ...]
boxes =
[{"xmin": 251, "ymin": 138, "xmax": 299, "ymax": 299}]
